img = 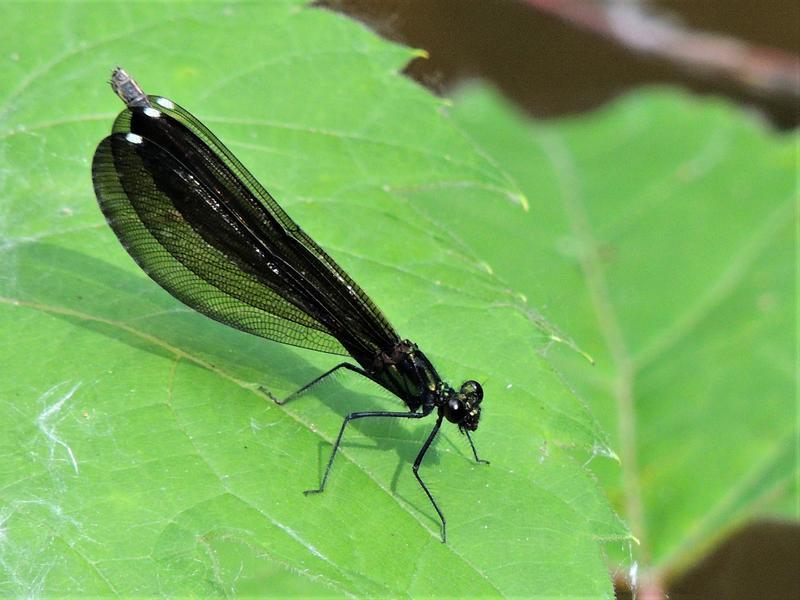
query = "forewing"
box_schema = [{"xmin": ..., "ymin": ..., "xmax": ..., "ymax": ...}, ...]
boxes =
[
  {"xmin": 129, "ymin": 98, "xmax": 400, "ymax": 356},
  {"xmin": 92, "ymin": 132, "xmax": 348, "ymax": 355}
]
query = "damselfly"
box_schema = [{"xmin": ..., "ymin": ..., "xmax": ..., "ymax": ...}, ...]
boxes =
[{"xmin": 92, "ymin": 68, "xmax": 488, "ymax": 542}]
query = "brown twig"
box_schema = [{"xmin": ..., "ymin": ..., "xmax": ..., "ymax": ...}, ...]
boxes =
[{"xmin": 523, "ymin": 0, "xmax": 800, "ymax": 99}]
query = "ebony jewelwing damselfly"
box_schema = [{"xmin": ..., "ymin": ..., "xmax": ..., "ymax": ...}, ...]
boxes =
[{"xmin": 92, "ymin": 68, "xmax": 488, "ymax": 542}]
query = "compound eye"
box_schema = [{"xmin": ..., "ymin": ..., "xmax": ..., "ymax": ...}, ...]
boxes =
[
  {"xmin": 460, "ymin": 380, "xmax": 483, "ymax": 404},
  {"xmin": 445, "ymin": 398, "xmax": 466, "ymax": 423}
]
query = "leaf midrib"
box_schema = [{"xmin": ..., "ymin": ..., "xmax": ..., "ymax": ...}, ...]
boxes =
[{"xmin": 534, "ymin": 129, "xmax": 646, "ymax": 561}]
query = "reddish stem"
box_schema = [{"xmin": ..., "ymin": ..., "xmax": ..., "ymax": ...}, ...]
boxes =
[{"xmin": 523, "ymin": 0, "xmax": 800, "ymax": 98}]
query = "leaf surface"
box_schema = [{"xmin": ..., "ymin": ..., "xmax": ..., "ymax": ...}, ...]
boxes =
[{"xmin": 0, "ymin": 1, "xmax": 624, "ymax": 596}]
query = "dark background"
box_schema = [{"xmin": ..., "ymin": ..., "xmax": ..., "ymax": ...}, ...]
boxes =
[
  {"xmin": 320, "ymin": 1, "xmax": 799, "ymax": 598},
  {"xmin": 323, "ymin": 0, "xmax": 799, "ymax": 129}
]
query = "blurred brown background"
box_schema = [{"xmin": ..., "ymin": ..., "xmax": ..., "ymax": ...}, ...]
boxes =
[
  {"xmin": 322, "ymin": 0, "xmax": 799, "ymax": 129},
  {"xmin": 320, "ymin": 1, "xmax": 799, "ymax": 598}
]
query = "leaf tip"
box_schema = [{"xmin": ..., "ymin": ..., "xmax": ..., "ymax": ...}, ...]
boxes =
[
  {"xmin": 584, "ymin": 442, "xmax": 620, "ymax": 466},
  {"xmin": 548, "ymin": 334, "xmax": 595, "ymax": 365}
]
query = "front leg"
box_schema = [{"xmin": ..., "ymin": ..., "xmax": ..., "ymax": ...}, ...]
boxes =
[{"xmin": 465, "ymin": 430, "xmax": 489, "ymax": 464}]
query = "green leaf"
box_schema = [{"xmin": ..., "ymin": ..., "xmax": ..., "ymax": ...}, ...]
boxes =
[
  {"xmin": 0, "ymin": 1, "xmax": 624, "ymax": 596},
  {"xmin": 443, "ymin": 87, "xmax": 796, "ymax": 580}
]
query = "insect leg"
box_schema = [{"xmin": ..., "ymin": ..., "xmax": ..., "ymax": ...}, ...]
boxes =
[
  {"xmin": 465, "ymin": 430, "xmax": 490, "ymax": 464},
  {"xmin": 412, "ymin": 414, "xmax": 447, "ymax": 542},
  {"xmin": 305, "ymin": 409, "xmax": 428, "ymax": 495},
  {"xmin": 263, "ymin": 362, "xmax": 367, "ymax": 405}
]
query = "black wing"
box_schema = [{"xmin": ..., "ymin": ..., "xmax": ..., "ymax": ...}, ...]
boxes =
[{"xmin": 92, "ymin": 97, "xmax": 400, "ymax": 360}]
